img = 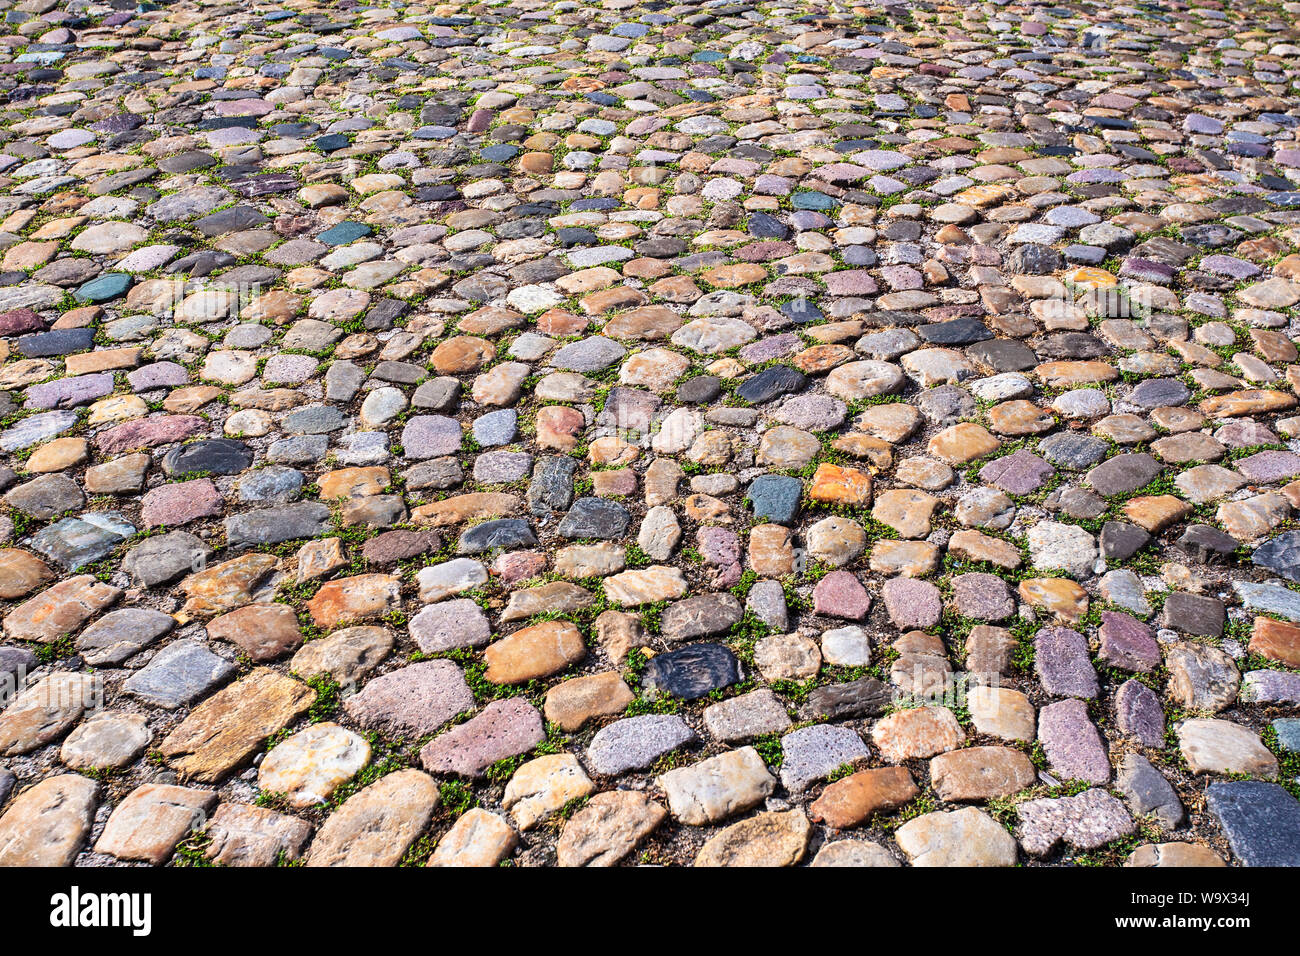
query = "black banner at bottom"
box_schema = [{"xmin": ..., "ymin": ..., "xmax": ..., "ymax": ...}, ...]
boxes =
[{"xmin": 1, "ymin": 864, "xmax": 1278, "ymax": 945}]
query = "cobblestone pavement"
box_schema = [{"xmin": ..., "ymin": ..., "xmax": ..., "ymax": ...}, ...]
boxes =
[{"xmin": 0, "ymin": 0, "xmax": 1297, "ymax": 869}]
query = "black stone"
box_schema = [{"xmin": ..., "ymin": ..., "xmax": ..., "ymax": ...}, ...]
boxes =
[
  {"xmin": 642, "ymin": 643, "xmax": 739, "ymax": 700},
  {"xmin": 735, "ymin": 364, "xmax": 806, "ymax": 404},
  {"xmin": 315, "ymin": 133, "xmax": 350, "ymax": 152},
  {"xmin": 556, "ymin": 496, "xmax": 629, "ymax": 539},
  {"xmin": 457, "ymin": 518, "xmax": 538, "ymax": 554},
  {"xmin": 676, "ymin": 375, "xmax": 721, "ymax": 404},
  {"xmin": 162, "ymin": 439, "xmax": 254, "ymax": 477},
  {"xmin": 803, "ymin": 677, "xmax": 891, "ymax": 721},
  {"xmin": 917, "ymin": 318, "xmax": 993, "ymax": 345}
]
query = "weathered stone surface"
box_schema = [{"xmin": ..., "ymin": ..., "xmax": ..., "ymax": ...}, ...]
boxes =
[
  {"xmin": 3, "ymin": 575, "xmax": 120, "ymax": 643},
  {"xmin": 502, "ymin": 753, "xmax": 595, "ymax": 830},
  {"xmin": 60, "ymin": 710, "xmax": 150, "ymax": 770},
  {"xmin": 159, "ymin": 669, "xmax": 314, "ymax": 782},
  {"xmin": 429, "ymin": 808, "xmax": 518, "ymax": 867},
  {"xmin": 420, "ymin": 698, "xmax": 545, "ymax": 778},
  {"xmin": 809, "ymin": 767, "xmax": 918, "ymax": 828},
  {"xmin": 557, "ymin": 790, "xmax": 667, "ymax": 867},
  {"xmin": 931, "ymin": 747, "xmax": 1036, "ymax": 802},
  {"xmin": 1038, "ymin": 698, "xmax": 1110, "ymax": 784},
  {"xmin": 259, "ymin": 723, "xmax": 371, "ymax": 808},
  {"xmin": 204, "ymin": 803, "xmax": 312, "ymax": 867},
  {"xmin": 1034, "ymin": 626, "xmax": 1099, "ymax": 699},
  {"xmin": 587, "ymin": 714, "xmax": 696, "ymax": 775},
  {"xmin": 781, "ymin": 724, "xmax": 872, "ymax": 792},
  {"xmin": 0, "ymin": 672, "xmax": 100, "ymax": 755},
  {"xmin": 484, "ymin": 620, "xmax": 586, "ymax": 684},
  {"xmin": 658, "ymin": 747, "xmax": 775, "ymax": 825},
  {"xmin": 289, "ymin": 626, "xmax": 393, "ymax": 687},
  {"xmin": 1118, "ymin": 754, "xmax": 1185, "ymax": 829},
  {"xmin": 94, "ymin": 784, "xmax": 217, "ymax": 864},
  {"xmin": 1205, "ymin": 781, "xmax": 1300, "ymax": 867},
  {"xmin": 896, "ymin": 807, "xmax": 1018, "ymax": 867},
  {"xmin": 0, "ymin": 0, "xmax": 1294, "ymax": 873},
  {"xmin": 872, "ymin": 707, "xmax": 965, "ymax": 763},
  {"xmin": 308, "ymin": 770, "xmax": 440, "ymax": 867},
  {"xmin": 694, "ymin": 809, "xmax": 810, "ymax": 867},
  {"xmin": 1166, "ymin": 642, "xmax": 1239, "ymax": 713},
  {"xmin": 1179, "ymin": 719, "xmax": 1278, "ymax": 777},
  {"xmin": 1017, "ymin": 789, "xmax": 1134, "ymax": 857},
  {"xmin": 344, "ymin": 660, "xmax": 474, "ymax": 736},
  {"xmin": 544, "ymin": 672, "xmax": 634, "ymax": 732},
  {"xmin": 0, "ymin": 774, "xmax": 98, "ymax": 866},
  {"xmin": 703, "ymin": 689, "xmax": 792, "ymax": 743},
  {"xmin": 207, "ymin": 603, "xmax": 302, "ymax": 662},
  {"xmin": 1125, "ymin": 843, "xmax": 1226, "ymax": 868}
]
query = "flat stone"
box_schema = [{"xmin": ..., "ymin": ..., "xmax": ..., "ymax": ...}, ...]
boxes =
[
  {"xmin": 642, "ymin": 643, "xmax": 739, "ymax": 699},
  {"xmin": 1016, "ymin": 789, "xmax": 1134, "ymax": 857},
  {"xmin": 586, "ymin": 714, "xmax": 696, "ymax": 775},
  {"xmin": 0, "ymin": 774, "xmax": 98, "ymax": 866},
  {"xmin": 204, "ymin": 804, "xmax": 312, "ymax": 868},
  {"xmin": 429, "ymin": 808, "xmax": 518, "ymax": 867},
  {"xmin": 60, "ymin": 710, "xmax": 150, "ymax": 770},
  {"xmin": 1179, "ymin": 718, "xmax": 1278, "ymax": 777},
  {"xmin": 307, "ymin": 770, "xmax": 440, "ymax": 867},
  {"xmin": 419, "ymin": 698, "xmax": 545, "ymax": 778},
  {"xmin": 123, "ymin": 639, "xmax": 236, "ymax": 709},
  {"xmin": 1115, "ymin": 679, "xmax": 1166, "ymax": 747},
  {"xmin": 289, "ymin": 626, "xmax": 393, "ymax": 687},
  {"xmin": 544, "ymin": 672, "xmax": 635, "ymax": 732},
  {"xmin": 1205, "ymin": 781, "xmax": 1300, "ymax": 866},
  {"xmin": 1038, "ymin": 698, "xmax": 1109, "ymax": 783},
  {"xmin": 1034, "ymin": 626, "xmax": 1099, "ymax": 698},
  {"xmin": 809, "ymin": 766, "xmax": 919, "ymax": 827},
  {"xmin": 872, "ymin": 707, "xmax": 965, "ymax": 762},
  {"xmin": 658, "ymin": 747, "xmax": 775, "ymax": 825},
  {"xmin": 556, "ymin": 790, "xmax": 667, "ymax": 867},
  {"xmin": 694, "ymin": 809, "xmax": 810, "ymax": 867},
  {"xmin": 77, "ymin": 607, "xmax": 175, "ymax": 666},
  {"xmin": 895, "ymin": 807, "xmax": 1017, "ymax": 866},
  {"xmin": 780, "ymin": 723, "xmax": 871, "ymax": 792},
  {"xmin": 0, "ymin": 672, "xmax": 99, "ymax": 755},
  {"xmin": 1117, "ymin": 753, "xmax": 1185, "ymax": 829},
  {"xmin": 1166, "ymin": 642, "xmax": 1239, "ymax": 712},
  {"xmin": 159, "ymin": 669, "xmax": 314, "ymax": 782},
  {"xmin": 930, "ymin": 747, "xmax": 1036, "ymax": 801},
  {"xmin": 94, "ymin": 784, "xmax": 217, "ymax": 864}
]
